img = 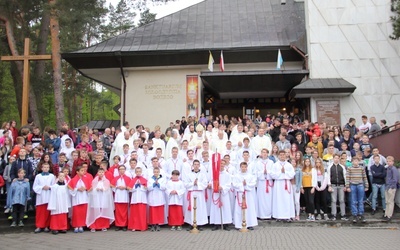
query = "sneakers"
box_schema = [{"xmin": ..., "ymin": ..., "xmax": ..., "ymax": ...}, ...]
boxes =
[
  {"xmin": 382, "ymin": 216, "xmax": 391, "ymax": 222},
  {"xmin": 341, "ymin": 216, "xmax": 349, "ymax": 221},
  {"xmin": 78, "ymin": 227, "xmax": 84, "ymax": 233},
  {"xmin": 330, "ymin": 215, "xmax": 336, "ymax": 221},
  {"xmin": 91, "ymin": 228, "xmax": 96, "ymax": 232},
  {"xmin": 34, "ymin": 228, "xmax": 42, "ymax": 233},
  {"xmin": 306, "ymin": 216, "xmax": 315, "ymax": 221},
  {"xmin": 74, "ymin": 228, "xmax": 79, "ymax": 233},
  {"xmin": 177, "ymin": 226, "xmax": 182, "ymax": 231},
  {"xmin": 352, "ymin": 215, "xmax": 358, "ymax": 223},
  {"xmin": 150, "ymin": 225, "xmax": 155, "ymax": 232},
  {"xmin": 324, "ymin": 214, "xmax": 329, "ymax": 221},
  {"xmin": 18, "ymin": 221, "xmax": 24, "ymax": 227},
  {"xmin": 359, "ymin": 215, "xmax": 366, "ymax": 223},
  {"xmin": 102, "ymin": 228, "xmax": 107, "ymax": 232},
  {"xmin": 10, "ymin": 222, "xmax": 16, "ymax": 227},
  {"xmin": 364, "ymin": 199, "xmax": 372, "ymax": 207},
  {"xmin": 52, "ymin": 230, "xmax": 59, "ymax": 235},
  {"xmin": 44, "ymin": 227, "xmax": 50, "ymax": 233},
  {"xmin": 156, "ymin": 225, "xmax": 160, "ymax": 231},
  {"xmin": 4, "ymin": 208, "xmax": 11, "ymax": 213},
  {"xmin": 316, "ymin": 214, "xmax": 321, "ymax": 220}
]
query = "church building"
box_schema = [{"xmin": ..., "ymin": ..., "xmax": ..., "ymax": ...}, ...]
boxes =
[{"xmin": 63, "ymin": 0, "xmax": 400, "ymax": 129}]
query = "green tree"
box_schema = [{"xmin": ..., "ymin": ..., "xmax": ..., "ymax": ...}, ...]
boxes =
[
  {"xmin": 138, "ymin": 8, "xmax": 156, "ymax": 27},
  {"xmin": 107, "ymin": 0, "xmax": 136, "ymax": 37},
  {"xmin": 391, "ymin": 0, "xmax": 400, "ymax": 39}
]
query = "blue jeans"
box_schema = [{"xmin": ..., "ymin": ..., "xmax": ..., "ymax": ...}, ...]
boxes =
[
  {"xmin": 372, "ymin": 183, "xmax": 386, "ymax": 210},
  {"xmin": 351, "ymin": 184, "xmax": 365, "ymax": 216},
  {"xmin": 6, "ymin": 181, "xmax": 12, "ymax": 208}
]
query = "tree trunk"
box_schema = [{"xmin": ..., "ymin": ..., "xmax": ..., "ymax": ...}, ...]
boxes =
[
  {"xmin": 32, "ymin": 9, "xmax": 51, "ymax": 129},
  {"xmin": 49, "ymin": 0, "xmax": 65, "ymax": 130},
  {"xmin": 0, "ymin": 14, "xmax": 24, "ymax": 120}
]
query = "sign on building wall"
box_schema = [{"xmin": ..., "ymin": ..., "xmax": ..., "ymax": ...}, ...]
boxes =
[
  {"xmin": 316, "ymin": 100, "xmax": 341, "ymax": 126},
  {"xmin": 186, "ymin": 75, "xmax": 199, "ymax": 118}
]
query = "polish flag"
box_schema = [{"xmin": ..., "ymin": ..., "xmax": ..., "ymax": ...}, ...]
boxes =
[{"xmin": 220, "ymin": 50, "xmax": 225, "ymax": 72}]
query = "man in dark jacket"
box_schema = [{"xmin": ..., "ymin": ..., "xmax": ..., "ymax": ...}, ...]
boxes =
[
  {"xmin": 370, "ymin": 154, "xmax": 386, "ymax": 214},
  {"xmin": 269, "ymin": 118, "xmax": 282, "ymax": 143},
  {"xmin": 10, "ymin": 148, "xmax": 33, "ymax": 181}
]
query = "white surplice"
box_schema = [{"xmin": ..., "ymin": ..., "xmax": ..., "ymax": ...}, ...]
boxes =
[
  {"xmin": 255, "ymin": 158, "xmax": 274, "ymax": 219},
  {"xmin": 270, "ymin": 160, "xmax": 295, "ymax": 219},
  {"xmin": 232, "ymin": 171, "xmax": 258, "ymax": 229}
]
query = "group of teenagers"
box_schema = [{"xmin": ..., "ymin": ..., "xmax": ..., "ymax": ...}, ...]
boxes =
[{"xmin": 1, "ymin": 114, "xmax": 399, "ymax": 235}]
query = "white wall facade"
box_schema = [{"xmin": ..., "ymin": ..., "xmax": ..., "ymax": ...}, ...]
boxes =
[
  {"xmin": 122, "ymin": 61, "xmax": 304, "ymax": 130},
  {"xmin": 124, "ymin": 68, "xmax": 202, "ymax": 130},
  {"xmin": 306, "ymin": 0, "xmax": 400, "ymax": 126}
]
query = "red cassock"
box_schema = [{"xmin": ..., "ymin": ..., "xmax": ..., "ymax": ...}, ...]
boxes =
[
  {"xmin": 111, "ymin": 175, "xmax": 132, "ymax": 227},
  {"xmin": 50, "ymin": 214, "xmax": 68, "ymax": 231},
  {"xmin": 36, "ymin": 204, "xmax": 51, "ymax": 228},
  {"xmin": 168, "ymin": 205, "xmax": 184, "ymax": 226},
  {"xmin": 127, "ymin": 176, "xmax": 147, "ymax": 231},
  {"xmin": 128, "ymin": 204, "xmax": 147, "ymax": 231},
  {"xmin": 68, "ymin": 174, "xmax": 92, "ymax": 228},
  {"xmin": 89, "ymin": 217, "xmax": 110, "ymax": 230},
  {"xmin": 149, "ymin": 205, "xmax": 164, "ymax": 225}
]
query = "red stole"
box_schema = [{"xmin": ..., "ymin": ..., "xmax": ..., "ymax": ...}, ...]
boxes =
[
  {"xmin": 111, "ymin": 175, "xmax": 131, "ymax": 187},
  {"xmin": 127, "ymin": 176, "xmax": 147, "ymax": 189},
  {"xmin": 68, "ymin": 173, "xmax": 93, "ymax": 190}
]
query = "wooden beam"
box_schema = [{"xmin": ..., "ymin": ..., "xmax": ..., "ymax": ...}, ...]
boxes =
[
  {"xmin": 0, "ymin": 38, "xmax": 52, "ymax": 125},
  {"xmin": 21, "ymin": 38, "xmax": 30, "ymax": 126},
  {"xmin": 1, "ymin": 55, "xmax": 52, "ymax": 60}
]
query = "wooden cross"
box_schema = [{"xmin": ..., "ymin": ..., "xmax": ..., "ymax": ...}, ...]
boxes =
[{"xmin": 1, "ymin": 38, "xmax": 52, "ymax": 125}]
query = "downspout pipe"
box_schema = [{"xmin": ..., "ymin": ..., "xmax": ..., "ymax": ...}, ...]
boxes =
[
  {"xmin": 290, "ymin": 44, "xmax": 309, "ymax": 79},
  {"xmin": 116, "ymin": 52, "xmax": 127, "ymax": 123}
]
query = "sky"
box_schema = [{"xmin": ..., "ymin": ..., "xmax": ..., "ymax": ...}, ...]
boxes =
[{"xmin": 108, "ymin": 0, "xmax": 204, "ymax": 20}]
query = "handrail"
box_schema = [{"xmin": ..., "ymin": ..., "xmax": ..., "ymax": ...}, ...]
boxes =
[{"xmin": 368, "ymin": 123, "xmax": 399, "ymax": 138}]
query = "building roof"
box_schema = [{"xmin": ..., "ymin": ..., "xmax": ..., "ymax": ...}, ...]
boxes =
[
  {"xmin": 70, "ymin": 0, "xmax": 305, "ymax": 55},
  {"xmin": 78, "ymin": 120, "xmax": 121, "ymax": 131},
  {"xmin": 61, "ymin": 0, "xmax": 307, "ymax": 94},
  {"xmin": 289, "ymin": 78, "xmax": 357, "ymax": 98},
  {"xmin": 62, "ymin": 0, "xmax": 306, "ymax": 70}
]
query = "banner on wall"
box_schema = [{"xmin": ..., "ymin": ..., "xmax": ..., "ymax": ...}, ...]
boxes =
[{"xmin": 186, "ymin": 75, "xmax": 199, "ymax": 118}]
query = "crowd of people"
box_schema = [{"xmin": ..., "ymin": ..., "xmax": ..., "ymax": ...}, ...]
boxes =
[{"xmin": 0, "ymin": 113, "xmax": 398, "ymax": 234}]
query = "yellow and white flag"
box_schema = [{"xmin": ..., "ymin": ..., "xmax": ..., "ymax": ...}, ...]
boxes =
[{"xmin": 208, "ymin": 51, "xmax": 214, "ymax": 72}]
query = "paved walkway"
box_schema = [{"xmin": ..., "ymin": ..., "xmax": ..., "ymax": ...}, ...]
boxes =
[{"xmin": 2, "ymin": 226, "xmax": 400, "ymax": 250}]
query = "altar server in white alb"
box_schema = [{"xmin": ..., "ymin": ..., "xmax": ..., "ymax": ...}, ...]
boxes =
[
  {"xmin": 165, "ymin": 170, "xmax": 185, "ymax": 231},
  {"xmin": 232, "ymin": 162, "xmax": 258, "ymax": 230},
  {"xmin": 86, "ymin": 168, "xmax": 115, "ymax": 232},
  {"xmin": 111, "ymin": 165, "xmax": 131, "ymax": 231},
  {"xmin": 270, "ymin": 150, "xmax": 295, "ymax": 221},
  {"xmin": 209, "ymin": 158, "xmax": 232, "ymax": 231},
  {"xmin": 183, "ymin": 160, "xmax": 208, "ymax": 230},
  {"xmin": 33, "ymin": 163, "xmax": 55, "ymax": 233},
  {"xmin": 147, "ymin": 167, "xmax": 166, "ymax": 231},
  {"xmin": 47, "ymin": 173, "xmax": 70, "ymax": 234},
  {"xmin": 256, "ymin": 148, "xmax": 274, "ymax": 219}
]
